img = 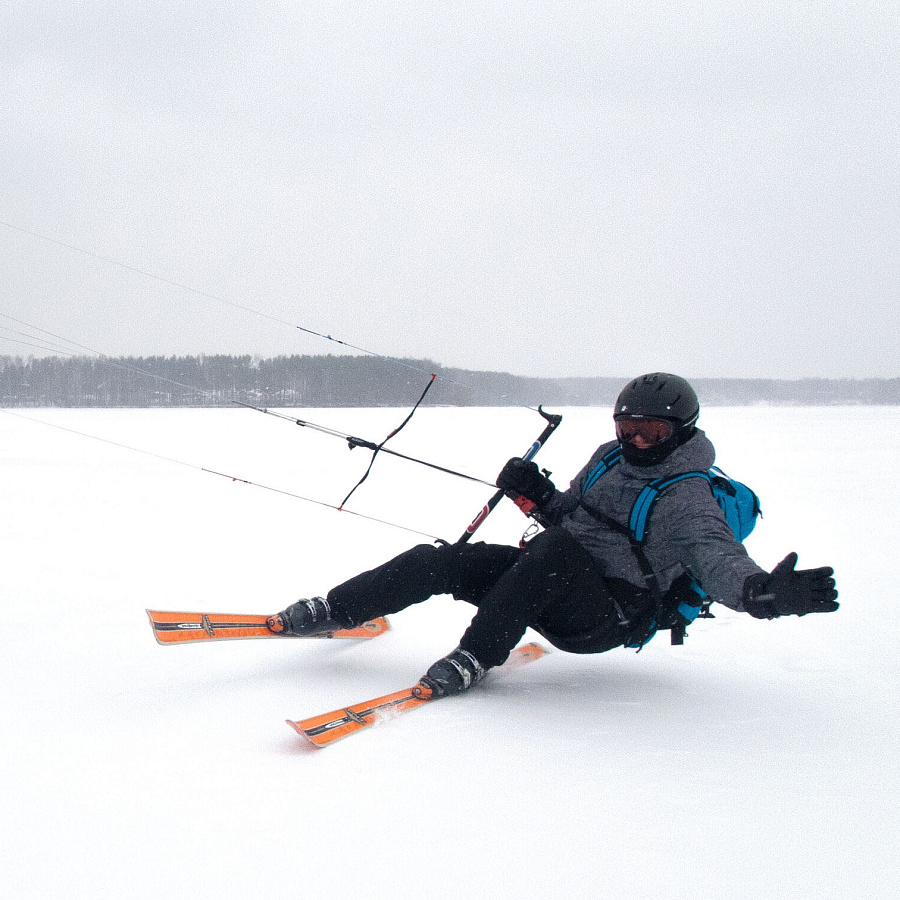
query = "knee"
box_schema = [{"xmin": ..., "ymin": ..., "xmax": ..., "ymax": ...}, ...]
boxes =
[
  {"xmin": 400, "ymin": 542, "xmax": 462, "ymax": 586},
  {"xmin": 403, "ymin": 543, "xmax": 444, "ymax": 564},
  {"xmin": 519, "ymin": 526, "xmax": 572, "ymax": 563}
]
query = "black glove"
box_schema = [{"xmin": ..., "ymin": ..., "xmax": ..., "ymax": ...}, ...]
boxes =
[
  {"xmin": 743, "ymin": 552, "xmax": 839, "ymax": 619},
  {"xmin": 496, "ymin": 457, "xmax": 556, "ymax": 508}
]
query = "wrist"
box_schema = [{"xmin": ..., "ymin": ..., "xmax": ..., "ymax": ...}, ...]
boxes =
[
  {"xmin": 743, "ymin": 573, "xmax": 778, "ymax": 619},
  {"xmin": 533, "ymin": 481, "xmax": 556, "ymax": 508}
]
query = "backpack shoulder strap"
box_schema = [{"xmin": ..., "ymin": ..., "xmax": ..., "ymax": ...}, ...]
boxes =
[
  {"xmin": 629, "ymin": 471, "xmax": 712, "ymax": 542},
  {"xmin": 581, "ymin": 447, "xmax": 622, "ymax": 496},
  {"xmin": 577, "ymin": 466, "xmax": 713, "ymax": 650}
]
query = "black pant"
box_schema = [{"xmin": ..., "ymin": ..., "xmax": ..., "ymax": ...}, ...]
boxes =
[{"xmin": 327, "ymin": 527, "xmax": 647, "ymax": 668}]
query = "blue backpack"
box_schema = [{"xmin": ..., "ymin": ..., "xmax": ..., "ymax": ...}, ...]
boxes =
[{"xmin": 582, "ymin": 447, "xmax": 762, "ymax": 644}]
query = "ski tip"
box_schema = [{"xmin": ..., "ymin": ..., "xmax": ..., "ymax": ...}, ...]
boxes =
[
  {"xmin": 513, "ymin": 641, "xmax": 549, "ymax": 663},
  {"xmin": 286, "ymin": 720, "xmax": 312, "ymax": 746},
  {"xmin": 365, "ymin": 616, "xmax": 391, "ymax": 634},
  {"xmin": 286, "ymin": 719, "xmax": 329, "ymax": 748},
  {"xmin": 145, "ymin": 610, "xmax": 168, "ymax": 646}
]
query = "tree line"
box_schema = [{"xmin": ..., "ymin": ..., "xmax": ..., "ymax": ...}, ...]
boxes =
[{"xmin": 1, "ymin": 353, "xmax": 898, "ymax": 408}]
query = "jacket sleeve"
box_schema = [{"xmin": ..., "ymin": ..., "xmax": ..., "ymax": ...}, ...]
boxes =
[
  {"xmin": 647, "ymin": 478, "xmax": 766, "ymax": 611},
  {"xmin": 540, "ymin": 443, "xmax": 618, "ymax": 526}
]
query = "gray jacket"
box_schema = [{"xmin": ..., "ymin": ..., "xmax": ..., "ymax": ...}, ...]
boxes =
[{"xmin": 543, "ymin": 429, "xmax": 765, "ymax": 611}]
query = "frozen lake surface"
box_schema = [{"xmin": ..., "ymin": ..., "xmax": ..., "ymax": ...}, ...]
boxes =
[{"xmin": 1, "ymin": 405, "xmax": 896, "ymax": 899}]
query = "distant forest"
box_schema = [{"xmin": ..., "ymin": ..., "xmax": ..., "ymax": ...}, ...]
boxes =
[{"xmin": 1, "ymin": 353, "xmax": 898, "ymax": 408}]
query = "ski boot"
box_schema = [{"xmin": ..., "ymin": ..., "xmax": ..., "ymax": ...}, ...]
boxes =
[
  {"xmin": 415, "ymin": 648, "xmax": 485, "ymax": 698},
  {"xmin": 266, "ymin": 597, "xmax": 341, "ymax": 636}
]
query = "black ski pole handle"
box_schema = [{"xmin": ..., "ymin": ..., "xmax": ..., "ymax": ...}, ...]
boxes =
[{"xmin": 455, "ymin": 406, "xmax": 562, "ymax": 545}]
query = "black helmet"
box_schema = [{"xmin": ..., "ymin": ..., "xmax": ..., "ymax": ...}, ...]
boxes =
[{"xmin": 614, "ymin": 373, "xmax": 700, "ymax": 466}]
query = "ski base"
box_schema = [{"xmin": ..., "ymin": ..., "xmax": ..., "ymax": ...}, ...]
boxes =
[
  {"xmin": 288, "ymin": 642, "xmax": 548, "ymax": 748},
  {"xmin": 146, "ymin": 610, "xmax": 390, "ymax": 645}
]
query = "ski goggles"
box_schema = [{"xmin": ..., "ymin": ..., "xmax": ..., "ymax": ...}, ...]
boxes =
[{"xmin": 614, "ymin": 416, "xmax": 674, "ymax": 446}]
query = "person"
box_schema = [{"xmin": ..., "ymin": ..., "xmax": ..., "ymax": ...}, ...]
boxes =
[{"xmin": 269, "ymin": 373, "xmax": 838, "ymax": 697}]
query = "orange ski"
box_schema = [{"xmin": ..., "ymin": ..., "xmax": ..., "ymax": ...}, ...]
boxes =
[
  {"xmin": 146, "ymin": 610, "xmax": 390, "ymax": 645},
  {"xmin": 288, "ymin": 642, "xmax": 548, "ymax": 748}
]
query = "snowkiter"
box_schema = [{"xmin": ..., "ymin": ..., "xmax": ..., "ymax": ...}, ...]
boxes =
[{"xmin": 271, "ymin": 373, "xmax": 838, "ymax": 697}]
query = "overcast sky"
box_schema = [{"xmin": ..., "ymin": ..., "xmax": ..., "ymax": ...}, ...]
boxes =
[{"xmin": 1, "ymin": 2, "xmax": 898, "ymax": 379}]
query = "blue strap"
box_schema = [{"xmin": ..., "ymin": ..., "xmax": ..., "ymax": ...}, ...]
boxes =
[
  {"xmin": 677, "ymin": 600, "xmax": 702, "ymax": 623},
  {"xmin": 629, "ymin": 471, "xmax": 712, "ymax": 541},
  {"xmin": 581, "ymin": 447, "xmax": 622, "ymax": 495}
]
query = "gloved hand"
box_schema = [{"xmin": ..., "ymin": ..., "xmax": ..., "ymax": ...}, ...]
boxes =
[
  {"xmin": 496, "ymin": 457, "xmax": 556, "ymax": 508},
  {"xmin": 743, "ymin": 552, "xmax": 839, "ymax": 619}
]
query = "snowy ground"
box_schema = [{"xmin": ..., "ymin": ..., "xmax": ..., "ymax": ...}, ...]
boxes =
[{"xmin": 1, "ymin": 404, "xmax": 896, "ymax": 900}]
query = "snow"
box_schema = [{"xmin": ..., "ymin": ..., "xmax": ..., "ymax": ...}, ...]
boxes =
[{"xmin": 1, "ymin": 404, "xmax": 896, "ymax": 899}]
